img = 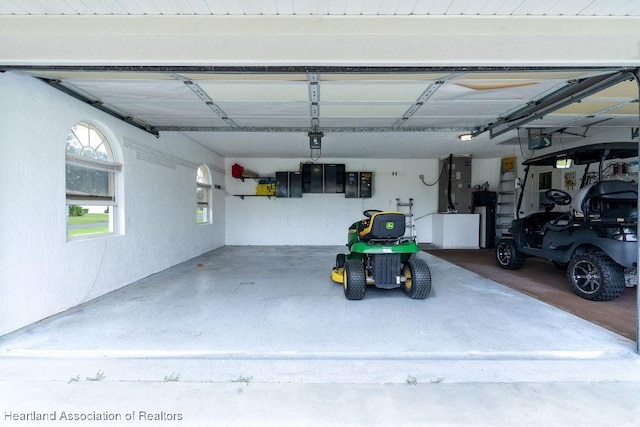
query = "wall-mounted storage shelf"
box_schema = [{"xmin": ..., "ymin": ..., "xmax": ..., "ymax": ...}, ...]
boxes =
[
  {"xmin": 233, "ymin": 194, "xmax": 273, "ymax": 200},
  {"xmin": 237, "ymin": 176, "xmax": 274, "ymax": 182}
]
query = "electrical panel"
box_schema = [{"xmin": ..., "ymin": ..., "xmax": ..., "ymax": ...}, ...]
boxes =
[
  {"xmin": 360, "ymin": 172, "xmax": 373, "ymax": 198},
  {"xmin": 345, "ymin": 171, "xmax": 373, "ymax": 198},
  {"xmin": 345, "ymin": 172, "xmax": 359, "ymax": 198}
]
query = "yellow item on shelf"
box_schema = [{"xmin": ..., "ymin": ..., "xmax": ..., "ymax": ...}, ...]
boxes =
[{"xmin": 256, "ymin": 183, "xmax": 276, "ymax": 196}]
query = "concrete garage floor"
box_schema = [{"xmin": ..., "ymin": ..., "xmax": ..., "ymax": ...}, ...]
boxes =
[{"xmin": 1, "ymin": 246, "xmax": 639, "ymax": 426}]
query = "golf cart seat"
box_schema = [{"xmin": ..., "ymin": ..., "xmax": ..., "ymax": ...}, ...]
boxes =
[
  {"xmin": 577, "ymin": 181, "xmax": 637, "ymax": 222},
  {"xmin": 571, "ymin": 183, "xmax": 594, "ymax": 216},
  {"xmin": 358, "ymin": 211, "xmax": 406, "ymax": 241},
  {"xmin": 543, "ymin": 212, "xmax": 575, "ymax": 232}
]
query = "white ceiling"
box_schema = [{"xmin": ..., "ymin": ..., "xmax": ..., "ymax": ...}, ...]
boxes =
[{"xmin": 1, "ymin": 0, "xmax": 639, "ymax": 159}]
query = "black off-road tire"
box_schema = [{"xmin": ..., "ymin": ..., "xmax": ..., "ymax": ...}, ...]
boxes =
[
  {"xmin": 344, "ymin": 259, "xmax": 366, "ymax": 300},
  {"xmin": 567, "ymin": 251, "xmax": 625, "ymax": 301},
  {"xmin": 402, "ymin": 258, "xmax": 432, "ymax": 299},
  {"xmin": 495, "ymin": 238, "xmax": 526, "ymax": 270}
]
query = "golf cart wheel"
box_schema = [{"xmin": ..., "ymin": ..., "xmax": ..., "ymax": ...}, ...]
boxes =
[
  {"xmin": 567, "ymin": 251, "xmax": 625, "ymax": 301},
  {"xmin": 495, "ymin": 238, "xmax": 525, "ymax": 270},
  {"xmin": 402, "ymin": 258, "xmax": 432, "ymax": 299},
  {"xmin": 344, "ymin": 259, "xmax": 366, "ymax": 300}
]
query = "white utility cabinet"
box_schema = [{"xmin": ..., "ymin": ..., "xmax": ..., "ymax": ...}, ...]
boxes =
[{"xmin": 431, "ymin": 213, "xmax": 480, "ymax": 249}]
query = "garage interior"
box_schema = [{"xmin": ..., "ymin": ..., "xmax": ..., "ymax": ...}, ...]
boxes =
[{"xmin": 1, "ymin": 1, "xmax": 640, "ymax": 424}]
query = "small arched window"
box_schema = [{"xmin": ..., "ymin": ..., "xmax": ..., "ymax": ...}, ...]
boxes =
[
  {"xmin": 197, "ymin": 164, "xmax": 212, "ymax": 224},
  {"xmin": 65, "ymin": 121, "xmax": 121, "ymax": 239}
]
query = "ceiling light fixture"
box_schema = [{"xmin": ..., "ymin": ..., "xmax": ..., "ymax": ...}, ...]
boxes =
[{"xmin": 458, "ymin": 133, "xmax": 474, "ymax": 141}]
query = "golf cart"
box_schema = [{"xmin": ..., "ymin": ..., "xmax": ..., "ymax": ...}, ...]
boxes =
[
  {"xmin": 495, "ymin": 142, "xmax": 638, "ymax": 301},
  {"xmin": 331, "ymin": 209, "xmax": 431, "ymax": 300}
]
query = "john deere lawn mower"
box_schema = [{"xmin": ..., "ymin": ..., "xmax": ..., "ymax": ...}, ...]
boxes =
[{"xmin": 331, "ymin": 209, "xmax": 432, "ymax": 300}]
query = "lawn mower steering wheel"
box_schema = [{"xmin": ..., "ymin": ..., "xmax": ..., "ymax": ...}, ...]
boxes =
[
  {"xmin": 545, "ymin": 189, "xmax": 572, "ymax": 206},
  {"xmin": 363, "ymin": 209, "xmax": 383, "ymax": 218}
]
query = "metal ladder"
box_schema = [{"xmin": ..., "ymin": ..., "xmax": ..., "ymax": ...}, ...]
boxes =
[
  {"xmin": 496, "ymin": 157, "xmax": 518, "ymax": 237},
  {"xmin": 396, "ymin": 198, "xmax": 417, "ymax": 240}
]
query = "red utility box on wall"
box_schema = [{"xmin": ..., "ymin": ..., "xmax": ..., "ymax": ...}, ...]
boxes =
[{"xmin": 231, "ymin": 163, "xmax": 244, "ymax": 178}]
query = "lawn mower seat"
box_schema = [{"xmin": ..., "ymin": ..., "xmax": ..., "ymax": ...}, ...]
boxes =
[
  {"xmin": 577, "ymin": 181, "xmax": 637, "ymax": 222},
  {"xmin": 358, "ymin": 211, "xmax": 406, "ymax": 241}
]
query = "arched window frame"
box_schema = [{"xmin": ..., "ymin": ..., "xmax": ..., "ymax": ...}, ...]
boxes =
[
  {"xmin": 197, "ymin": 164, "xmax": 212, "ymax": 224},
  {"xmin": 65, "ymin": 121, "xmax": 122, "ymax": 239}
]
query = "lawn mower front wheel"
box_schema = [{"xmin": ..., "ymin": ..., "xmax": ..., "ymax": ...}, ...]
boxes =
[{"xmin": 343, "ymin": 259, "xmax": 366, "ymax": 300}]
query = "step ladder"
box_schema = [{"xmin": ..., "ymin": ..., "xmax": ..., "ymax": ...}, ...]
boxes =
[
  {"xmin": 396, "ymin": 198, "xmax": 417, "ymax": 240},
  {"xmin": 496, "ymin": 157, "xmax": 518, "ymax": 237}
]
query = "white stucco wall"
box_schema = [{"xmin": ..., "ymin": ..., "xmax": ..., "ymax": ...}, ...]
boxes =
[
  {"xmin": 224, "ymin": 157, "xmax": 501, "ymax": 245},
  {"xmin": 0, "ymin": 72, "xmax": 225, "ymax": 335}
]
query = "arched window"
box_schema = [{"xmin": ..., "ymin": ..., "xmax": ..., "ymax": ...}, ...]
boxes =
[
  {"xmin": 197, "ymin": 164, "xmax": 212, "ymax": 224},
  {"xmin": 65, "ymin": 121, "xmax": 121, "ymax": 239}
]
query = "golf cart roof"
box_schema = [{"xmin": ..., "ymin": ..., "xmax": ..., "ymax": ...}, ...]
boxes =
[{"xmin": 522, "ymin": 142, "xmax": 638, "ymax": 167}]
